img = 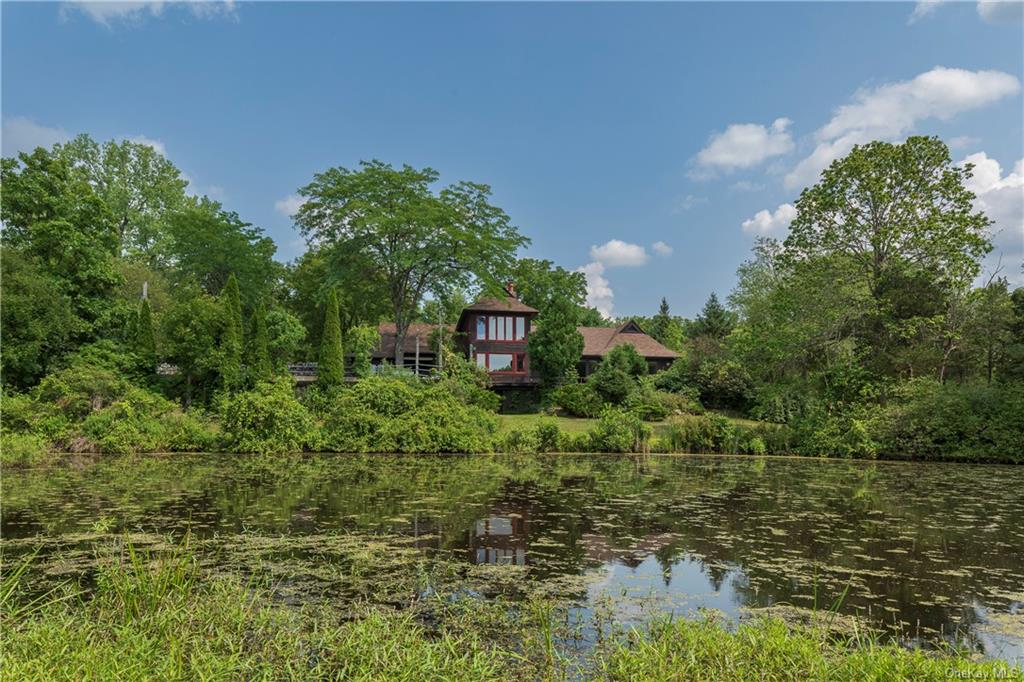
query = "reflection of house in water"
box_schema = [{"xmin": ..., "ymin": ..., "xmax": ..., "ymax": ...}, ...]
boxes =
[
  {"xmin": 581, "ymin": 533, "xmax": 681, "ymax": 570},
  {"xmin": 468, "ymin": 514, "xmax": 528, "ymax": 566}
]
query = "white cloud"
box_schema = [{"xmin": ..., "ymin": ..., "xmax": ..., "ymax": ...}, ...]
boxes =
[
  {"xmin": 61, "ymin": 1, "xmax": 236, "ymax": 27},
  {"xmin": 977, "ymin": 1, "xmax": 1024, "ymax": 24},
  {"xmin": 785, "ymin": 67, "xmax": 1020, "ymax": 190},
  {"xmin": 729, "ymin": 180, "xmax": 765, "ymax": 193},
  {"xmin": 693, "ymin": 118, "xmax": 794, "ymax": 176},
  {"xmin": 961, "ymin": 152, "xmax": 1024, "ymax": 250},
  {"xmin": 1, "ymin": 117, "xmax": 69, "ymax": 156},
  {"xmin": 909, "ymin": 0, "xmax": 946, "ymax": 23},
  {"xmin": 578, "ymin": 261, "xmax": 614, "ymax": 318},
  {"xmin": 674, "ymin": 194, "xmax": 707, "ymax": 212},
  {"xmin": 589, "ymin": 239, "xmax": 649, "ymax": 267},
  {"xmin": 127, "ymin": 135, "xmax": 167, "ymax": 157},
  {"xmin": 741, "ymin": 203, "xmax": 797, "ymax": 235},
  {"xmin": 274, "ymin": 194, "xmax": 304, "ymax": 218},
  {"xmin": 948, "ymin": 135, "xmax": 981, "ymax": 150},
  {"xmin": 652, "ymin": 241, "xmax": 673, "ymax": 257}
]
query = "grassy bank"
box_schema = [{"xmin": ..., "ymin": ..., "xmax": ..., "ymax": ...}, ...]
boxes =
[{"xmin": 3, "ymin": 541, "xmax": 1018, "ymax": 681}]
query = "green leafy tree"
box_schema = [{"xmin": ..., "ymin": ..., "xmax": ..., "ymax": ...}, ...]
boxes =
[
  {"xmin": 347, "ymin": 325, "xmax": 381, "ymax": 378},
  {"xmin": 528, "ymin": 297, "xmax": 585, "ymax": 386},
  {"xmin": 266, "ymin": 308, "xmax": 307, "ymax": 371},
  {"xmin": 161, "ymin": 291, "xmax": 223, "ymax": 406},
  {"xmin": 319, "ymin": 289, "xmax": 345, "ymax": 387},
  {"xmin": 786, "ymin": 136, "xmax": 991, "ymax": 299},
  {"xmin": 508, "ymin": 258, "xmax": 587, "ymax": 313},
  {"xmin": 249, "ymin": 302, "xmax": 272, "ymax": 382},
  {"xmin": 295, "ymin": 160, "xmax": 528, "ymax": 365},
  {"xmin": 220, "ymin": 274, "xmax": 244, "ymax": 390},
  {"xmin": 964, "ymin": 277, "xmax": 1015, "ymax": 384},
  {"xmin": 162, "ymin": 198, "xmax": 279, "ymax": 307},
  {"xmin": 54, "ymin": 134, "xmax": 188, "ymax": 259},
  {"xmin": 135, "ymin": 298, "xmax": 157, "ymax": 373},
  {"xmin": 1, "ymin": 148, "xmax": 121, "ymax": 339},
  {"xmin": 0, "ymin": 250, "xmax": 74, "ymax": 389}
]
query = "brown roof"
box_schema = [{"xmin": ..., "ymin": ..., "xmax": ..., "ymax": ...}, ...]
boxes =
[
  {"xmin": 577, "ymin": 321, "xmax": 681, "ymax": 360},
  {"xmin": 461, "ymin": 296, "xmax": 538, "ymax": 314},
  {"xmin": 374, "ymin": 322, "xmax": 454, "ymax": 358}
]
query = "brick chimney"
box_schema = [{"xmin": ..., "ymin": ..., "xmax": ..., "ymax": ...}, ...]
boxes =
[{"xmin": 505, "ymin": 281, "xmax": 517, "ymax": 298}]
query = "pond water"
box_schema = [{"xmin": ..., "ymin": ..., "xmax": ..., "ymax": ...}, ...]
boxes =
[{"xmin": 4, "ymin": 453, "xmax": 1023, "ymax": 665}]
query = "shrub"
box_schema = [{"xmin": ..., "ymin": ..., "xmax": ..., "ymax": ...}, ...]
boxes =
[
  {"xmin": 498, "ymin": 427, "xmax": 538, "ymax": 454},
  {"xmin": 654, "ymin": 389, "xmax": 703, "ymax": 416},
  {"xmin": 534, "ymin": 418, "xmax": 561, "ymax": 453},
  {"xmin": 663, "ymin": 414, "xmax": 741, "ymax": 454},
  {"xmin": 348, "ymin": 375, "xmax": 420, "ymax": 417},
  {"xmin": 0, "ymin": 432, "xmax": 50, "ymax": 467},
  {"xmin": 695, "ymin": 359, "xmax": 753, "ymax": 411},
  {"xmin": 624, "ymin": 382, "xmax": 670, "ymax": 421},
  {"xmin": 220, "ymin": 378, "xmax": 314, "ymax": 454},
  {"xmin": 552, "ymin": 382, "xmax": 603, "ymax": 418},
  {"xmin": 438, "ymin": 352, "xmax": 501, "ymax": 412},
  {"xmin": 80, "ymin": 387, "xmax": 180, "ymax": 455},
  {"xmin": 589, "ymin": 407, "xmax": 651, "ymax": 453},
  {"xmin": 35, "ymin": 363, "xmax": 133, "ymax": 420}
]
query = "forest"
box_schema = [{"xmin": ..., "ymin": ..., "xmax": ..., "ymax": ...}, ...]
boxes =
[{"xmin": 2, "ymin": 134, "xmax": 1022, "ymax": 464}]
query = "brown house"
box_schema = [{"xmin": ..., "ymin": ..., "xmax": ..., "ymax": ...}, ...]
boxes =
[{"xmin": 371, "ymin": 287, "xmax": 680, "ymax": 389}]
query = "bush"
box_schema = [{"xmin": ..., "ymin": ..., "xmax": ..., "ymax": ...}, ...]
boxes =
[
  {"xmin": 0, "ymin": 432, "xmax": 50, "ymax": 467},
  {"xmin": 552, "ymin": 382, "xmax": 603, "ymax": 418},
  {"xmin": 654, "ymin": 389, "xmax": 704, "ymax": 416},
  {"xmin": 624, "ymin": 381, "xmax": 670, "ymax": 421},
  {"xmin": 220, "ymin": 378, "xmax": 314, "ymax": 454},
  {"xmin": 663, "ymin": 414, "xmax": 740, "ymax": 454},
  {"xmin": 589, "ymin": 406, "xmax": 651, "ymax": 453},
  {"xmin": 695, "ymin": 359, "xmax": 753, "ymax": 411},
  {"xmin": 534, "ymin": 418, "xmax": 561, "ymax": 453},
  {"xmin": 320, "ymin": 377, "xmax": 498, "ymax": 454},
  {"xmin": 867, "ymin": 379, "xmax": 1024, "ymax": 462},
  {"xmin": 80, "ymin": 387, "xmax": 180, "ymax": 455},
  {"xmin": 35, "ymin": 363, "xmax": 133, "ymax": 421}
]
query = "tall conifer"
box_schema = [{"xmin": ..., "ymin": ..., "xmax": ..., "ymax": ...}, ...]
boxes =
[{"xmin": 319, "ymin": 289, "xmax": 345, "ymax": 387}]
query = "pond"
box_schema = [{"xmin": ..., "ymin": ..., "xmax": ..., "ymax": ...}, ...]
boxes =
[{"xmin": 3, "ymin": 453, "xmax": 1023, "ymax": 665}]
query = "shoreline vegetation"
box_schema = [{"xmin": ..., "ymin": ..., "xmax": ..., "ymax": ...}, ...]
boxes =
[{"xmin": 3, "ymin": 538, "xmax": 1020, "ymax": 681}]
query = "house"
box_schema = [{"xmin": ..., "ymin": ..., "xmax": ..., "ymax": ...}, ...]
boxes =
[{"xmin": 371, "ymin": 286, "xmax": 680, "ymax": 388}]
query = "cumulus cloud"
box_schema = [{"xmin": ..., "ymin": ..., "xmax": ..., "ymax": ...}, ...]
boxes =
[
  {"xmin": 785, "ymin": 67, "xmax": 1020, "ymax": 191},
  {"xmin": 61, "ymin": 1, "xmax": 237, "ymax": 27},
  {"xmin": 589, "ymin": 239, "xmax": 649, "ymax": 267},
  {"xmin": 977, "ymin": 1, "xmax": 1024, "ymax": 24},
  {"xmin": 1, "ymin": 117, "xmax": 69, "ymax": 156},
  {"xmin": 960, "ymin": 152, "xmax": 1024, "ymax": 283},
  {"xmin": 274, "ymin": 194, "xmax": 304, "ymax": 218},
  {"xmin": 741, "ymin": 203, "xmax": 798, "ymax": 235},
  {"xmin": 577, "ymin": 261, "xmax": 614, "ymax": 318},
  {"xmin": 652, "ymin": 241, "xmax": 673, "ymax": 257},
  {"xmin": 692, "ymin": 118, "xmax": 794, "ymax": 177}
]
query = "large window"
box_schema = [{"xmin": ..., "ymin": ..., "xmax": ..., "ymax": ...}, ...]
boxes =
[
  {"xmin": 474, "ymin": 352, "xmax": 526, "ymax": 373},
  {"xmin": 475, "ymin": 315, "xmax": 526, "ymax": 341}
]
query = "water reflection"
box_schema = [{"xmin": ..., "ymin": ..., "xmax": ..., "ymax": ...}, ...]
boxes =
[{"xmin": 3, "ymin": 453, "xmax": 1023, "ymax": 664}]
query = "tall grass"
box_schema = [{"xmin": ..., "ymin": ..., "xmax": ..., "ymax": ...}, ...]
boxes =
[{"xmin": 2, "ymin": 538, "xmax": 1017, "ymax": 681}]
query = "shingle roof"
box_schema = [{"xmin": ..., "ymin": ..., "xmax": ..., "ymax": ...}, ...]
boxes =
[
  {"xmin": 461, "ymin": 296, "xmax": 539, "ymax": 314},
  {"xmin": 577, "ymin": 321, "xmax": 681, "ymax": 359},
  {"xmin": 374, "ymin": 322, "xmax": 453, "ymax": 358}
]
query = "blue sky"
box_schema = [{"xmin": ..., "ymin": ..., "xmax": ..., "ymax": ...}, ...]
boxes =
[{"xmin": 3, "ymin": 1, "xmax": 1023, "ymax": 317}]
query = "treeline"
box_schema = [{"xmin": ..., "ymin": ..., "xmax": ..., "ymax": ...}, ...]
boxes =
[{"xmin": 2, "ymin": 134, "xmax": 1022, "ymax": 463}]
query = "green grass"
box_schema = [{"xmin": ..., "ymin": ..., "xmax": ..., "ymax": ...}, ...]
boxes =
[{"xmin": 3, "ymin": 539, "xmax": 1018, "ymax": 681}]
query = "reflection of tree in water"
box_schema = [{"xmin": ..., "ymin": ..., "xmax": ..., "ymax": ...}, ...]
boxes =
[{"xmin": 5, "ymin": 453, "xmax": 1023, "ymax": 655}]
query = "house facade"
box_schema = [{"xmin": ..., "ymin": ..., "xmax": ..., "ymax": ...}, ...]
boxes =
[{"xmin": 371, "ymin": 287, "xmax": 680, "ymax": 388}]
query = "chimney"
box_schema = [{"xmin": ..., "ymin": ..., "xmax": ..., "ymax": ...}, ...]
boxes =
[{"xmin": 506, "ymin": 281, "xmax": 517, "ymax": 298}]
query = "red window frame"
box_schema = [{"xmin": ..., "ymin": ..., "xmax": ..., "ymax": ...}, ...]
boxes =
[
  {"xmin": 475, "ymin": 352, "xmax": 527, "ymax": 374},
  {"xmin": 474, "ymin": 315, "xmax": 527, "ymax": 343}
]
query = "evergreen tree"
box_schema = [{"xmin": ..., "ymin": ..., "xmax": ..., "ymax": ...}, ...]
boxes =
[
  {"xmin": 221, "ymin": 274, "xmax": 243, "ymax": 390},
  {"xmin": 692, "ymin": 292, "xmax": 735, "ymax": 340},
  {"xmin": 319, "ymin": 289, "xmax": 345, "ymax": 387},
  {"xmin": 527, "ymin": 297, "xmax": 584, "ymax": 386},
  {"xmin": 250, "ymin": 301, "xmax": 272, "ymax": 382},
  {"xmin": 135, "ymin": 297, "xmax": 157, "ymax": 372}
]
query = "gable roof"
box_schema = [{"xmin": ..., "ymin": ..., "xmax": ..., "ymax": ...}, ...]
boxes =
[
  {"xmin": 578, "ymin": 320, "xmax": 680, "ymax": 359},
  {"xmin": 456, "ymin": 293, "xmax": 538, "ymax": 333}
]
